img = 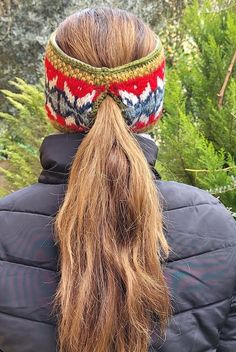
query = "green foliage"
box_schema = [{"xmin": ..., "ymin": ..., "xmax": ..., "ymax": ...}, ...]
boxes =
[
  {"xmin": 154, "ymin": 0, "xmax": 236, "ymax": 213},
  {"xmin": 0, "ymin": 77, "xmax": 53, "ymax": 194}
]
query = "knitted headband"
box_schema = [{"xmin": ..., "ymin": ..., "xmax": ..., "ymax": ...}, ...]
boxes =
[{"xmin": 44, "ymin": 30, "xmax": 166, "ymax": 133}]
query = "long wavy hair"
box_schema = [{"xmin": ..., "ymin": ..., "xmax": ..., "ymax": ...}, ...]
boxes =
[{"xmin": 53, "ymin": 7, "xmax": 171, "ymax": 352}]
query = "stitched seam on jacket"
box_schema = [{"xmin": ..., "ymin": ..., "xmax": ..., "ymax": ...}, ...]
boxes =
[
  {"xmin": 164, "ymin": 202, "xmax": 221, "ymax": 213},
  {"xmin": 0, "ymin": 209, "xmax": 53, "ymax": 218},
  {"xmin": 166, "ymin": 243, "xmax": 236, "ymax": 265},
  {"xmin": 167, "ymin": 229, "xmax": 236, "ymax": 242},
  {"xmin": 0, "ymin": 310, "xmax": 55, "ymax": 327},
  {"xmin": 0, "ymin": 258, "xmax": 57, "ymax": 273},
  {"xmin": 173, "ymin": 296, "xmax": 233, "ymax": 316}
]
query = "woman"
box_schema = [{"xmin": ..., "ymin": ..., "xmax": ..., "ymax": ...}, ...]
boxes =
[{"xmin": 0, "ymin": 6, "xmax": 235, "ymax": 352}]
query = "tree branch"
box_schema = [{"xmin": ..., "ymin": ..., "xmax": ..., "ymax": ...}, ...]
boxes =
[{"xmin": 217, "ymin": 50, "xmax": 236, "ymax": 109}]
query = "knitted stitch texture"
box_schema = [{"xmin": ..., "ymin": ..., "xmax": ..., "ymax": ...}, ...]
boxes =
[{"xmin": 44, "ymin": 31, "xmax": 166, "ymax": 133}]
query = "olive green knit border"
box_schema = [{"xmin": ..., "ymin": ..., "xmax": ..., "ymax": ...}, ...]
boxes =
[{"xmin": 48, "ymin": 30, "xmax": 163, "ymax": 75}]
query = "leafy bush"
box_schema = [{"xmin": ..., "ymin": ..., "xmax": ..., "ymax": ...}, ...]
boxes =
[
  {"xmin": 0, "ymin": 78, "xmax": 53, "ymax": 196},
  {"xmin": 154, "ymin": 0, "xmax": 236, "ymax": 214}
]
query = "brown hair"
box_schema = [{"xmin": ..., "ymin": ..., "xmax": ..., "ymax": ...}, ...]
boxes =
[{"xmin": 54, "ymin": 7, "xmax": 171, "ymax": 352}]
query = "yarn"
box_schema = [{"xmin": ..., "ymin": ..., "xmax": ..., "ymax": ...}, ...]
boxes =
[{"xmin": 44, "ymin": 30, "xmax": 166, "ymax": 133}]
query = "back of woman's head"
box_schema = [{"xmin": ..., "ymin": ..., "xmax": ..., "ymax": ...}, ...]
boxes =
[
  {"xmin": 56, "ymin": 7, "xmax": 156, "ymax": 68},
  {"xmin": 50, "ymin": 7, "xmax": 171, "ymax": 352}
]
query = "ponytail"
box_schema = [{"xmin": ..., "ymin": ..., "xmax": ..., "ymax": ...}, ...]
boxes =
[{"xmin": 54, "ymin": 96, "xmax": 171, "ymax": 352}]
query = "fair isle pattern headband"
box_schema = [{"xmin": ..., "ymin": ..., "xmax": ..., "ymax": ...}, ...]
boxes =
[{"xmin": 44, "ymin": 31, "xmax": 166, "ymax": 133}]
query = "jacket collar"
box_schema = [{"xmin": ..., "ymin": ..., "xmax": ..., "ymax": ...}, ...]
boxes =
[{"xmin": 38, "ymin": 132, "xmax": 161, "ymax": 184}]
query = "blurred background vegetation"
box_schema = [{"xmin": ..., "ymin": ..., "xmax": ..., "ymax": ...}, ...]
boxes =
[{"xmin": 0, "ymin": 0, "xmax": 235, "ymax": 215}]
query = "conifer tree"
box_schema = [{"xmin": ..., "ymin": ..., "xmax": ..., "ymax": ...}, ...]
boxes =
[
  {"xmin": 154, "ymin": 0, "xmax": 236, "ymax": 214},
  {"xmin": 0, "ymin": 78, "xmax": 53, "ymax": 196}
]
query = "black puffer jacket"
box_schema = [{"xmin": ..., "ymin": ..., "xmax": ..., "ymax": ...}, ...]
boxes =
[{"xmin": 0, "ymin": 132, "xmax": 236, "ymax": 352}]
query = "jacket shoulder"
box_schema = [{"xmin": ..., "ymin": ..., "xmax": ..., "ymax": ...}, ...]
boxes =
[
  {"xmin": 0, "ymin": 182, "xmax": 65, "ymax": 217},
  {"xmin": 156, "ymin": 180, "xmax": 220, "ymax": 210},
  {"xmin": 156, "ymin": 180, "xmax": 236, "ymax": 244}
]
